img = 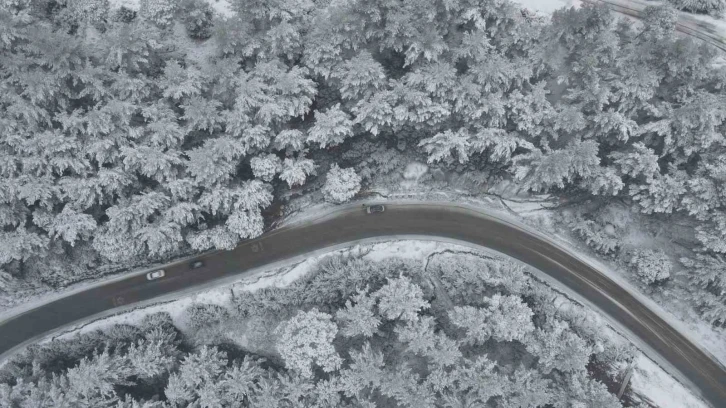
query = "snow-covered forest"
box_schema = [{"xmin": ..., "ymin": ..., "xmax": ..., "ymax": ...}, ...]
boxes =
[
  {"xmin": 1, "ymin": 252, "xmax": 643, "ymax": 407},
  {"xmin": 666, "ymin": 0, "xmax": 726, "ymax": 15},
  {"xmin": 1, "ymin": 0, "xmax": 726, "ymax": 371}
]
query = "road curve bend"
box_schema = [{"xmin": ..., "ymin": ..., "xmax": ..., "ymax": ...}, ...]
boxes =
[{"xmin": 0, "ymin": 203, "xmax": 724, "ymax": 406}]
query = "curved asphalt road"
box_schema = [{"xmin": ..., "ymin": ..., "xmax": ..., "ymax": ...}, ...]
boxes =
[{"xmin": 0, "ymin": 203, "xmax": 724, "ymax": 405}]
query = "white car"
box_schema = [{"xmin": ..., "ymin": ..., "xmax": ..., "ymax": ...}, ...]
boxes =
[
  {"xmin": 366, "ymin": 204, "xmax": 386, "ymax": 214},
  {"xmin": 146, "ymin": 270, "xmax": 165, "ymax": 281}
]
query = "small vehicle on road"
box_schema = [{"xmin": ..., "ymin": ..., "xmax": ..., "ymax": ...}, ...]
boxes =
[
  {"xmin": 190, "ymin": 260, "xmax": 204, "ymax": 269},
  {"xmin": 146, "ymin": 270, "xmax": 165, "ymax": 280},
  {"xmin": 366, "ymin": 204, "xmax": 386, "ymax": 214}
]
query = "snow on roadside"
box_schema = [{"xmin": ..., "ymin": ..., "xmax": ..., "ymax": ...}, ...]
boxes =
[
  {"xmin": 43, "ymin": 238, "xmax": 709, "ymax": 408},
  {"xmin": 363, "ymin": 241, "xmax": 441, "ymax": 263},
  {"xmin": 48, "ymin": 285, "xmax": 229, "ymax": 341},
  {"xmin": 108, "ymin": 0, "xmax": 235, "ymax": 18},
  {"xmin": 48, "ymin": 241, "xmax": 461, "ymax": 342},
  {"xmin": 236, "ymin": 256, "xmax": 322, "ymax": 293},
  {"xmin": 108, "ymin": 0, "xmax": 139, "ymax": 9},
  {"xmin": 631, "ymin": 353, "xmax": 709, "ymax": 408},
  {"xmin": 277, "ymin": 193, "xmax": 726, "ymax": 374},
  {"xmin": 534, "ymin": 215, "xmax": 726, "ymax": 369},
  {"xmin": 500, "ymin": 199, "xmax": 549, "ymax": 214},
  {"xmin": 511, "ymin": 0, "xmax": 582, "ymax": 15},
  {"xmin": 279, "ymin": 194, "xmax": 725, "ymax": 401},
  {"xmin": 204, "ymin": 0, "xmax": 234, "ymax": 18}
]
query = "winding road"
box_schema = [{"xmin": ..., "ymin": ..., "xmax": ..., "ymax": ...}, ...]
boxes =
[{"xmin": 0, "ymin": 203, "xmax": 724, "ymax": 406}]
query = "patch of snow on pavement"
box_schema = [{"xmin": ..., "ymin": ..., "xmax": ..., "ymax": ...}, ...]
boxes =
[{"xmin": 631, "ymin": 353, "xmax": 709, "ymax": 408}]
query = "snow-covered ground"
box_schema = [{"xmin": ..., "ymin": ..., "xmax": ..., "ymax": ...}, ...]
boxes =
[
  {"xmin": 109, "ymin": 0, "xmax": 235, "ymax": 18},
  {"xmin": 512, "ymin": 0, "xmax": 726, "ymax": 43},
  {"xmin": 38, "ymin": 239, "xmax": 708, "ymax": 407}
]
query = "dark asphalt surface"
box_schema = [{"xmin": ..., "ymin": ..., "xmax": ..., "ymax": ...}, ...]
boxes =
[{"xmin": 0, "ymin": 203, "xmax": 724, "ymax": 406}]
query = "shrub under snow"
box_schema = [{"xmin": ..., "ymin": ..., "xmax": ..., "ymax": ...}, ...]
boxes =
[
  {"xmin": 185, "ymin": 303, "xmax": 229, "ymax": 330},
  {"xmin": 250, "ymin": 154, "xmax": 282, "ymax": 182},
  {"xmin": 322, "ymin": 164, "xmax": 361, "ymax": 204},
  {"xmin": 629, "ymin": 249, "xmax": 672, "ymax": 285},
  {"xmin": 180, "ymin": 0, "xmax": 215, "ymax": 40}
]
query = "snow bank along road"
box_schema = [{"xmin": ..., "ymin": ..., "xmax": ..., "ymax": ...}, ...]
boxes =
[{"xmin": 0, "ymin": 203, "xmax": 724, "ymax": 406}]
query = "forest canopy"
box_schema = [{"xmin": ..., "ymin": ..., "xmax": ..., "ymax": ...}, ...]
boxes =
[{"xmin": 1, "ymin": 0, "xmax": 726, "ymax": 324}]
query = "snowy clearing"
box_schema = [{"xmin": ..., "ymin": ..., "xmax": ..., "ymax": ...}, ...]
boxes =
[{"xmin": 631, "ymin": 353, "xmax": 708, "ymax": 408}]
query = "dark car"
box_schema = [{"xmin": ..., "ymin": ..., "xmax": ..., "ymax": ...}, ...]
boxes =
[{"xmin": 366, "ymin": 204, "xmax": 386, "ymax": 214}]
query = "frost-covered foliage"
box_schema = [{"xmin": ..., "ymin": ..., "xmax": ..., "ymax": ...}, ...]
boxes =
[
  {"xmin": 570, "ymin": 217, "xmax": 620, "ymax": 255},
  {"xmin": 0, "ymin": 1, "xmax": 320, "ymax": 289},
  {"xmin": 403, "ymin": 162, "xmax": 428, "ymax": 181},
  {"xmin": 667, "ymin": 0, "xmax": 726, "ymax": 15},
  {"xmin": 629, "ymin": 249, "xmax": 672, "ymax": 285},
  {"xmin": 279, "ymin": 157, "xmax": 316, "ymax": 188},
  {"xmin": 680, "ymin": 255, "xmax": 726, "ymax": 326},
  {"xmin": 113, "ymin": 6, "xmax": 137, "ymax": 23},
  {"xmin": 275, "ymin": 308, "xmax": 342, "ymax": 377},
  {"xmin": 450, "ymin": 294, "xmax": 534, "ymax": 344},
  {"xmin": 524, "ymin": 319, "xmax": 594, "ymax": 373},
  {"xmin": 322, "ymin": 164, "xmax": 361, "ymax": 203},
  {"xmin": 180, "ymin": 0, "xmax": 214, "ymax": 40},
  {"xmin": 334, "ymin": 287, "xmax": 381, "ymax": 337},
  {"xmin": 185, "ymin": 303, "xmax": 230, "ymax": 329},
  {"xmin": 373, "ymin": 275, "xmax": 430, "ymax": 321},
  {"xmin": 59, "ymin": 0, "xmax": 110, "ymax": 27},
  {"xmin": 138, "ymin": 0, "xmax": 176, "ymax": 27},
  {"xmin": 306, "ymin": 104, "xmax": 354, "ymax": 148},
  {"xmin": 250, "ymin": 154, "xmax": 281, "ymax": 182},
  {"xmin": 0, "ymin": 253, "xmax": 627, "ymax": 407}
]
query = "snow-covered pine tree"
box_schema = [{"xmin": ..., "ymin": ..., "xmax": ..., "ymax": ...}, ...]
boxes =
[{"xmin": 322, "ymin": 164, "xmax": 361, "ymax": 204}]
